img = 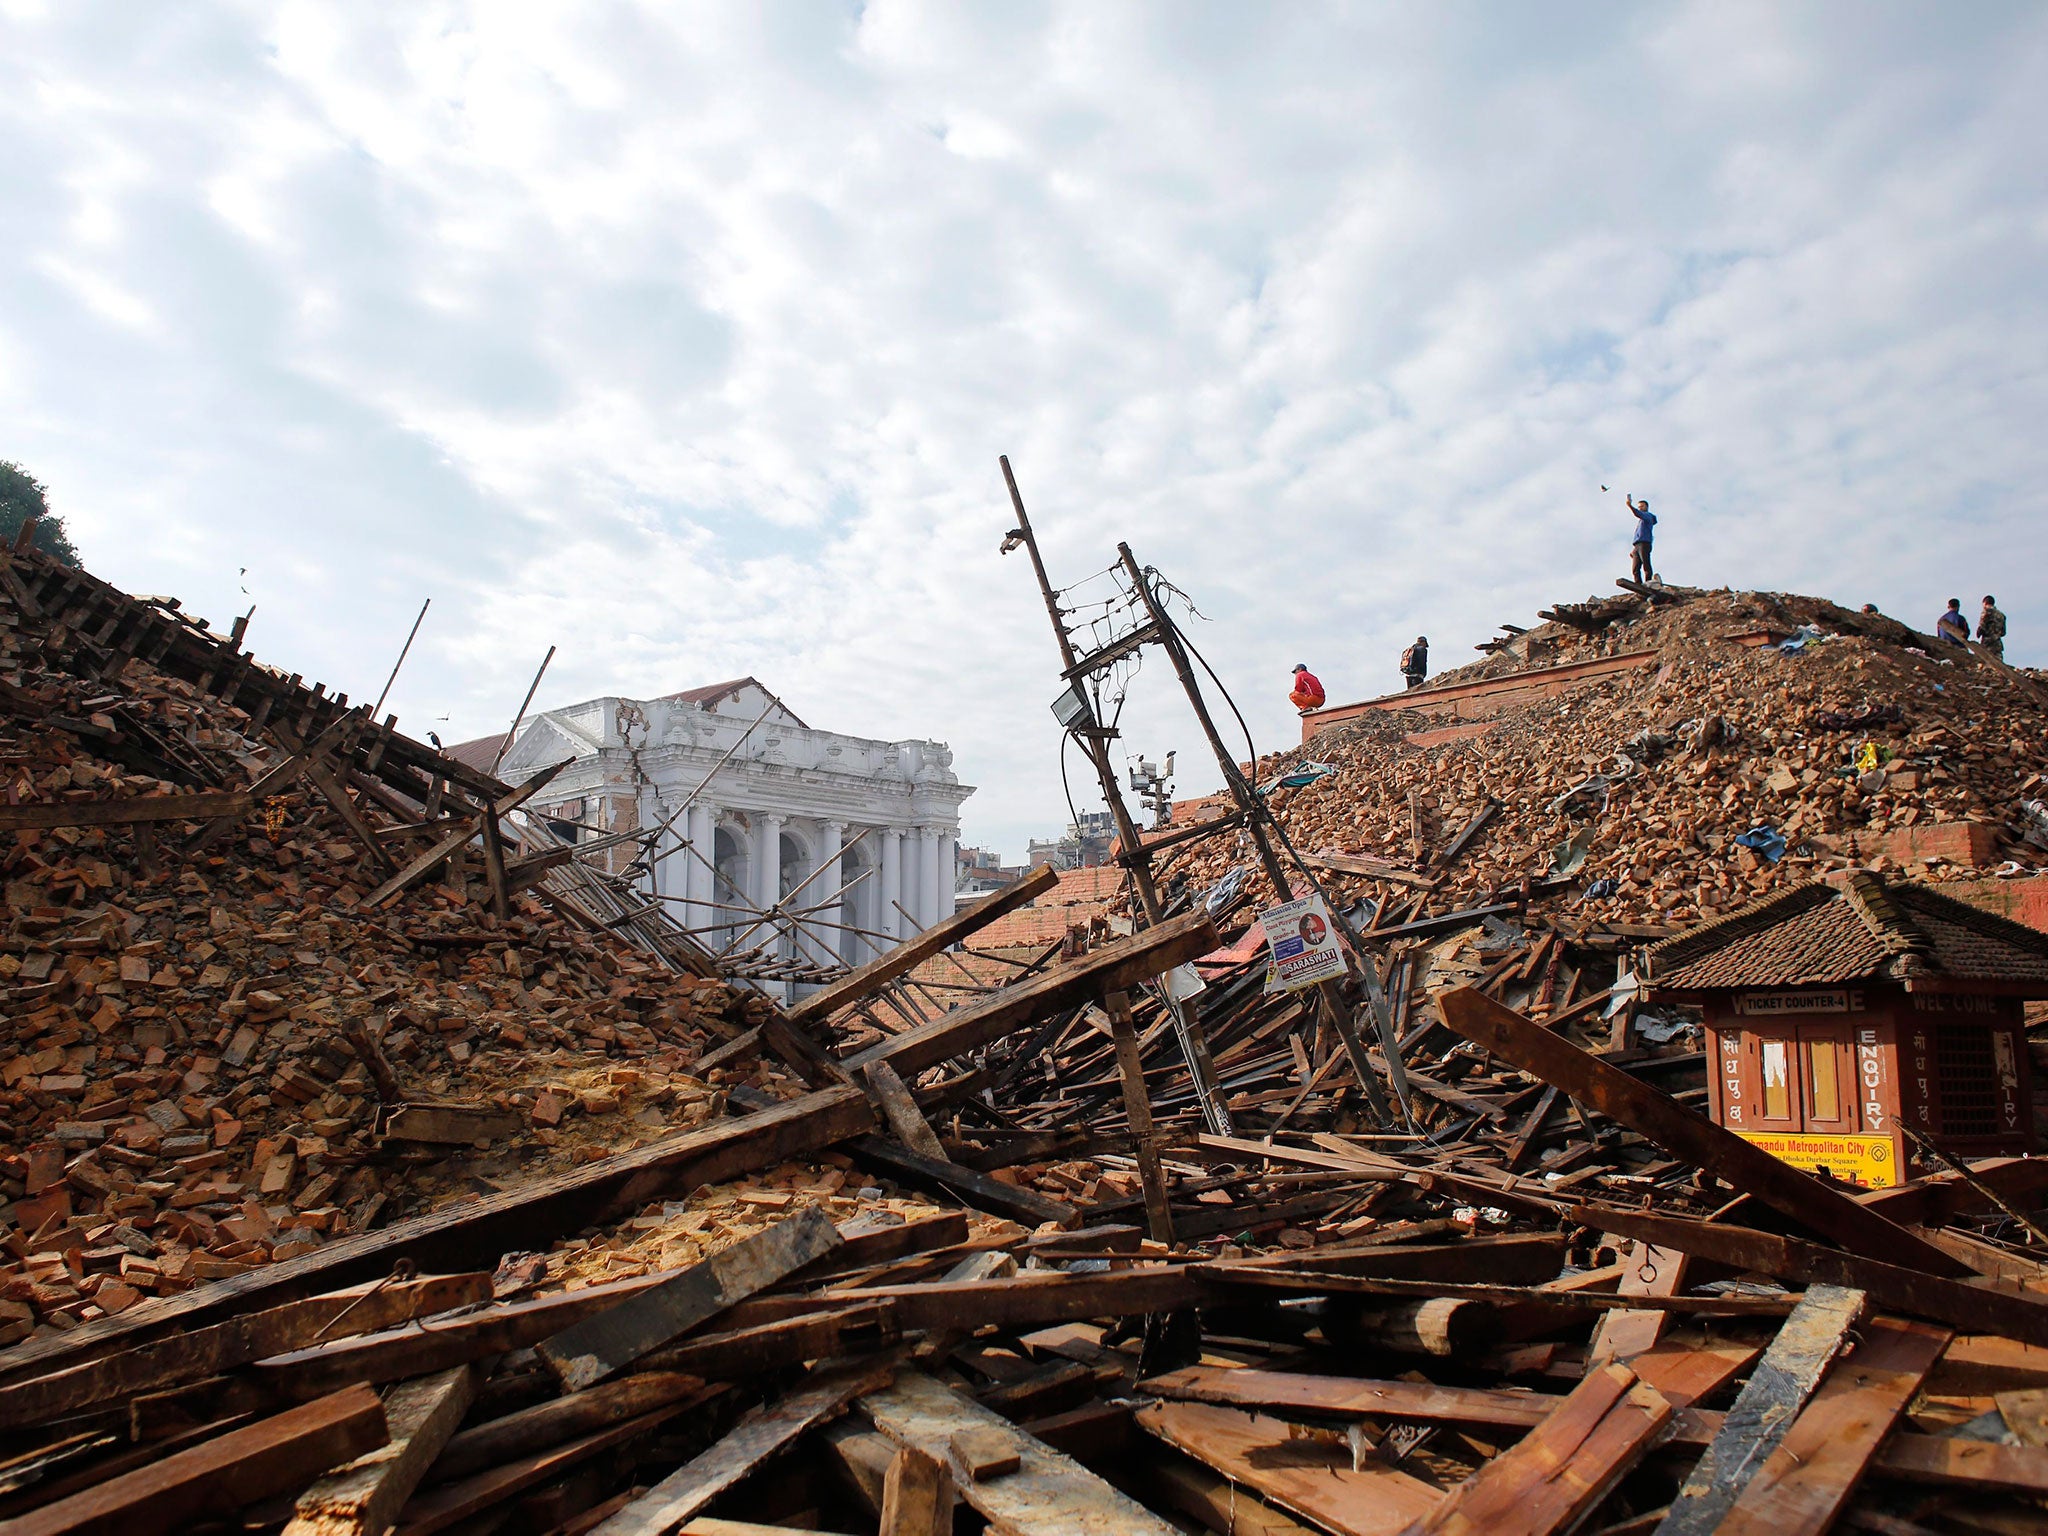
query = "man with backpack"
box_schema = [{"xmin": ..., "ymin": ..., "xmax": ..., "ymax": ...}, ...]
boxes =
[{"xmin": 1400, "ymin": 636, "xmax": 1428, "ymax": 690}]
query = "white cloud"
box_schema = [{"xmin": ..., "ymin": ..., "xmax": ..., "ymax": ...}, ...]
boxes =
[{"xmin": 1, "ymin": 1, "xmax": 2045, "ymax": 861}]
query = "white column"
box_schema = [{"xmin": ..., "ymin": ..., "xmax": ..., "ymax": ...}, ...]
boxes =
[
  {"xmin": 816, "ymin": 820, "xmax": 845, "ymax": 964},
  {"xmin": 755, "ymin": 813, "xmax": 784, "ymax": 957},
  {"xmin": 900, "ymin": 827, "xmax": 922, "ymax": 933},
  {"xmin": 685, "ymin": 802, "xmax": 717, "ymax": 931},
  {"xmin": 938, "ymin": 830, "xmax": 958, "ymax": 923},
  {"xmin": 880, "ymin": 828, "xmax": 903, "ymax": 943},
  {"xmin": 922, "ymin": 827, "xmax": 944, "ymax": 928}
]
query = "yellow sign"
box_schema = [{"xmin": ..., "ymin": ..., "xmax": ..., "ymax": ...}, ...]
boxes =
[{"xmin": 1735, "ymin": 1130, "xmax": 1899, "ymax": 1189}]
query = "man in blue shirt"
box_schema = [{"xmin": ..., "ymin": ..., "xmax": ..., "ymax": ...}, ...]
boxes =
[
  {"xmin": 1626, "ymin": 494, "xmax": 1657, "ymax": 584},
  {"xmin": 1936, "ymin": 598, "xmax": 1970, "ymax": 645}
]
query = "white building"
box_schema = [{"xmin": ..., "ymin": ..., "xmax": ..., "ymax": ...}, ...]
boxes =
[{"xmin": 454, "ymin": 678, "xmax": 973, "ymax": 971}]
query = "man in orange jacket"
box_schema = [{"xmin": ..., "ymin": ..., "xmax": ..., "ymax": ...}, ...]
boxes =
[{"xmin": 1289, "ymin": 663, "xmax": 1326, "ymax": 713}]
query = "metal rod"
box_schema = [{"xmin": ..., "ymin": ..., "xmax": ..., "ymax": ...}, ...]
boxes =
[
  {"xmin": 491, "ymin": 644, "xmax": 556, "ymax": 774},
  {"xmin": 371, "ymin": 597, "xmax": 430, "ymax": 718}
]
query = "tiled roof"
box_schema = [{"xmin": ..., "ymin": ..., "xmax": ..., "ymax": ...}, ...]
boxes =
[
  {"xmin": 972, "ymin": 906, "xmax": 1099, "ymax": 949},
  {"xmin": 1646, "ymin": 870, "xmax": 2048, "ymax": 992},
  {"xmin": 656, "ymin": 677, "xmax": 809, "ymax": 729},
  {"xmin": 443, "ymin": 732, "xmax": 508, "ymax": 777}
]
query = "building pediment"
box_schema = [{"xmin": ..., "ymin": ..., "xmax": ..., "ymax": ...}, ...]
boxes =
[{"xmin": 498, "ymin": 713, "xmax": 601, "ymax": 776}]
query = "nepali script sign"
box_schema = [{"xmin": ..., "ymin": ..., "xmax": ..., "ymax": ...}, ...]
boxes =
[{"xmin": 1260, "ymin": 895, "xmax": 1347, "ymax": 993}]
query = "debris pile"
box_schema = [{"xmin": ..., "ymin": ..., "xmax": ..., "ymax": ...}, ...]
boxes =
[
  {"xmin": 0, "ymin": 547, "xmax": 798, "ymax": 1341},
  {"xmin": 9, "ymin": 540, "xmax": 2048, "ymax": 1536},
  {"xmin": 1199, "ymin": 585, "xmax": 2048, "ymax": 932}
]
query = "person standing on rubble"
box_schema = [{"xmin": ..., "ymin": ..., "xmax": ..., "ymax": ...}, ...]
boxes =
[
  {"xmin": 1289, "ymin": 663, "xmax": 1326, "ymax": 713},
  {"xmin": 1937, "ymin": 598, "xmax": 1971, "ymax": 646},
  {"xmin": 1979, "ymin": 596, "xmax": 2008, "ymax": 660},
  {"xmin": 1625, "ymin": 494, "xmax": 1657, "ymax": 584},
  {"xmin": 1400, "ymin": 636, "xmax": 1429, "ymax": 690}
]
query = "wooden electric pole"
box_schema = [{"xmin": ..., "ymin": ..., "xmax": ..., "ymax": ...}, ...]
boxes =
[{"xmin": 1000, "ymin": 457, "xmax": 1233, "ymax": 1135}]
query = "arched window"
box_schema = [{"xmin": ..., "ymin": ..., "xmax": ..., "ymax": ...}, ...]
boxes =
[{"xmin": 712, "ymin": 825, "xmax": 750, "ymax": 950}]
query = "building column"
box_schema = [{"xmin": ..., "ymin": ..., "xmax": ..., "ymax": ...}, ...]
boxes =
[
  {"xmin": 938, "ymin": 830, "xmax": 958, "ymax": 924},
  {"xmin": 816, "ymin": 821, "xmax": 845, "ymax": 964},
  {"xmin": 685, "ymin": 802, "xmax": 717, "ymax": 932},
  {"xmin": 919, "ymin": 827, "xmax": 943, "ymax": 929},
  {"xmin": 880, "ymin": 827, "xmax": 903, "ymax": 943},
  {"xmin": 900, "ymin": 826, "xmax": 923, "ymax": 934},
  {"xmin": 755, "ymin": 813, "xmax": 784, "ymax": 958}
]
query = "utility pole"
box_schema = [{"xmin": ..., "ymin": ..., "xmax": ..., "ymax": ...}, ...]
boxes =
[
  {"xmin": 1116, "ymin": 541, "xmax": 1413, "ymax": 1129},
  {"xmin": 1000, "ymin": 457, "xmax": 1233, "ymax": 1135}
]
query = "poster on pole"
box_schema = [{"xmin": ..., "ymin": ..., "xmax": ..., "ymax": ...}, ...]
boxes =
[{"xmin": 1259, "ymin": 894, "xmax": 1346, "ymax": 993}]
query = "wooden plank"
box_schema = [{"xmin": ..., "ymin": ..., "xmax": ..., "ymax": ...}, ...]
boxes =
[
  {"xmin": 434, "ymin": 1372, "xmax": 712, "ymax": 1482},
  {"xmin": 1435, "ymin": 988, "xmax": 1967, "ymax": 1277},
  {"xmin": 0, "ymin": 1272, "xmax": 489, "ymax": 1428},
  {"xmin": 880, "ymin": 1443, "xmax": 953, "ymax": 1535},
  {"xmin": 1135, "ymin": 1399, "xmax": 1441, "ymax": 1536},
  {"xmin": 1706, "ymin": 1317, "xmax": 1951, "ymax": 1536},
  {"xmin": 0, "ymin": 790, "xmax": 254, "ymax": 831},
  {"xmin": 1105, "ymin": 989, "xmax": 1173, "ymax": 1244},
  {"xmin": 1652, "ymin": 1284, "xmax": 1867, "ymax": 1536},
  {"xmin": 590, "ymin": 1355, "xmax": 902, "ymax": 1536},
  {"xmin": 1306, "ymin": 850, "xmax": 1439, "ymax": 889},
  {"xmin": 1, "ymin": 1086, "xmax": 872, "ymax": 1386},
  {"xmin": 1411, "ymin": 1362, "xmax": 1672, "ymax": 1536},
  {"xmin": 283, "ymin": 1365, "xmax": 476, "ymax": 1536},
  {"xmin": 1587, "ymin": 1241, "xmax": 1690, "ymax": 1366},
  {"xmin": 357, "ymin": 759, "xmax": 568, "ymax": 909},
  {"xmin": 866, "ymin": 1370, "xmax": 1182, "ymax": 1536},
  {"xmin": 863, "ymin": 1060, "xmax": 951, "ymax": 1163},
  {"xmin": 1574, "ymin": 1200, "xmax": 2048, "ymax": 1348},
  {"xmin": 721, "ymin": 1267, "xmax": 1197, "ymax": 1337},
  {"xmin": 789, "ymin": 863, "xmax": 1060, "ymax": 1024},
  {"xmin": 393, "ymin": 1404, "xmax": 687, "ymax": 1536},
  {"xmin": 11, "ymin": 1384, "xmax": 388, "ymax": 1536},
  {"xmin": 848, "ymin": 1137, "xmax": 1077, "ymax": 1229},
  {"xmin": 1142, "ymin": 1454, "xmax": 1323, "ymax": 1536},
  {"xmin": 845, "ymin": 911, "xmax": 1219, "ymax": 1078},
  {"xmin": 1194, "ymin": 1267, "xmax": 1800, "ymax": 1318},
  {"xmin": 539, "ymin": 1207, "xmax": 843, "ymax": 1390},
  {"xmin": 1142, "ymin": 1366, "xmax": 1556, "ymax": 1435}
]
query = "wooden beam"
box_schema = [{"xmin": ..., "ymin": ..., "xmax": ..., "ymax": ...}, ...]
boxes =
[
  {"xmin": 11, "ymin": 1385, "xmax": 388, "ymax": 1536},
  {"xmin": 1134, "ymin": 1400, "xmax": 1441, "ymax": 1536},
  {"xmin": 865, "ymin": 1370, "xmax": 1182, "ymax": 1536},
  {"xmin": 1587, "ymin": 1241, "xmax": 1691, "ymax": 1366},
  {"xmin": 1105, "ymin": 990, "xmax": 1173, "ymax": 1244},
  {"xmin": 433, "ymin": 1372, "xmax": 713, "ymax": 1483},
  {"xmin": 537, "ymin": 1207, "xmax": 844, "ymax": 1390},
  {"xmin": 845, "ymin": 910, "xmax": 1219, "ymax": 1078},
  {"xmin": 1703, "ymin": 1318, "xmax": 1950, "ymax": 1536},
  {"xmin": 847, "ymin": 1137, "xmax": 1077, "ymax": 1229},
  {"xmin": 1411, "ymin": 1362, "xmax": 1671, "ymax": 1536},
  {"xmin": 357, "ymin": 759, "xmax": 568, "ymax": 910},
  {"xmin": 0, "ymin": 1086, "xmax": 871, "ymax": 1387},
  {"xmin": 392, "ymin": 1404, "xmax": 688, "ymax": 1536},
  {"xmin": 1305, "ymin": 850, "xmax": 1438, "ymax": 889},
  {"xmin": 1572, "ymin": 1201, "xmax": 2048, "ymax": 1348},
  {"xmin": 880, "ymin": 1444, "xmax": 953, "ymax": 1536},
  {"xmin": 863, "ymin": 1061, "xmax": 951, "ymax": 1163},
  {"xmin": 0, "ymin": 790, "xmax": 254, "ymax": 831},
  {"xmin": 1653, "ymin": 1284, "xmax": 1867, "ymax": 1535},
  {"xmin": 590, "ymin": 1355, "xmax": 902, "ymax": 1536},
  {"xmin": 789, "ymin": 863, "xmax": 1060, "ymax": 1025},
  {"xmin": 1435, "ymin": 988, "xmax": 1967, "ymax": 1277},
  {"xmin": 283, "ymin": 1365, "xmax": 476, "ymax": 1536},
  {"xmin": 720, "ymin": 1267, "xmax": 1197, "ymax": 1344},
  {"xmin": 0, "ymin": 1272, "xmax": 489, "ymax": 1429}
]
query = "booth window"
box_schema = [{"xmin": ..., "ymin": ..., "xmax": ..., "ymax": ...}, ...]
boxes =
[{"xmin": 1760, "ymin": 1038, "xmax": 1793, "ymax": 1122}]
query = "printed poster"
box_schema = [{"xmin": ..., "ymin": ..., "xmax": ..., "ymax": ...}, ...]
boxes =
[{"xmin": 1259, "ymin": 894, "xmax": 1346, "ymax": 993}]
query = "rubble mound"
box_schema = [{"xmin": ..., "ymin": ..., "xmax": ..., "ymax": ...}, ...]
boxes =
[
  {"xmin": 0, "ymin": 580, "xmax": 799, "ymax": 1342},
  {"xmin": 1201, "ymin": 585, "xmax": 2048, "ymax": 930}
]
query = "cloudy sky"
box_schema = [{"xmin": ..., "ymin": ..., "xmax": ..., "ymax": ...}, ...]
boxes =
[{"xmin": 4, "ymin": 2, "xmax": 2045, "ymax": 860}]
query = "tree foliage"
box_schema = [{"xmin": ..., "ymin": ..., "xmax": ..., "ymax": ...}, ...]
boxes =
[{"xmin": 0, "ymin": 460, "xmax": 82, "ymax": 568}]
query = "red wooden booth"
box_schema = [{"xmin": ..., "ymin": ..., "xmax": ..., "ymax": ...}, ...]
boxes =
[{"xmin": 1644, "ymin": 870, "xmax": 2048, "ymax": 1188}]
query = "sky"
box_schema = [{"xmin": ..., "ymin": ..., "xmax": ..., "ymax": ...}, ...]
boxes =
[{"xmin": 3, "ymin": 2, "xmax": 2045, "ymax": 862}]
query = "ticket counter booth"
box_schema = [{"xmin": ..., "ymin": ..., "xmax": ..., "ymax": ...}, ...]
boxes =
[{"xmin": 1644, "ymin": 870, "xmax": 2048, "ymax": 1188}]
